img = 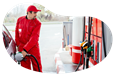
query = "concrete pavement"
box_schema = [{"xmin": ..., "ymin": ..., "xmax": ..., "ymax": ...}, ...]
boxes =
[
  {"xmin": 54, "ymin": 48, "xmax": 81, "ymax": 74},
  {"xmin": 54, "ymin": 46, "xmax": 97, "ymax": 74}
]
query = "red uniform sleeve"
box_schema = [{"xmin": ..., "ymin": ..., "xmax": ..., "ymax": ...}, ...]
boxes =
[
  {"xmin": 23, "ymin": 22, "xmax": 41, "ymax": 52},
  {"xmin": 15, "ymin": 18, "xmax": 20, "ymax": 47}
]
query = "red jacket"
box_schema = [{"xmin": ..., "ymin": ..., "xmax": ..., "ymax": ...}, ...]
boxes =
[{"xmin": 15, "ymin": 16, "xmax": 41, "ymax": 52}]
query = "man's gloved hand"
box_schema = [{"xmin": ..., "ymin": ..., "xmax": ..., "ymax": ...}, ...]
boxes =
[{"xmin": 22, "ymin": 50, "xmax": 27, "ymax": 58}]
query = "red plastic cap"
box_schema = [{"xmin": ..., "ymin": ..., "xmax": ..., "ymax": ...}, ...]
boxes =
[{"xmin": 27, "ymin": 5, "xmax": 41, "ymax": 12}]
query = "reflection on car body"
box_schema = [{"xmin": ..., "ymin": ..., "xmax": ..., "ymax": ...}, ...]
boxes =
[{"xmin": 2, "ymin": 24, "xmax": 17, "ymax": 72}]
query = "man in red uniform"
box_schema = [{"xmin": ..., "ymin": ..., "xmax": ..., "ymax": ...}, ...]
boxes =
[{"xmin": 15, "ymin": 5, "xmax": 42, "ymax": 72}]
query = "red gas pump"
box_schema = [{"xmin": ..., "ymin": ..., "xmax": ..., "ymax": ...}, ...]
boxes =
[{"xmin": 85, "ymin": 17, "xmax": 104, "ymax": 66}]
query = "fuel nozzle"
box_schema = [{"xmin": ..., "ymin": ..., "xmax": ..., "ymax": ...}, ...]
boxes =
[
  {"xmin": 15, "ymin": 53, "xmax": 32, "ymax": 62},
  {"xmin": 87, "ymin": 44, "xmax": 94, "ymax": 52},
  {"xmin": 15, "ymin": 52, "xmax": 24, "ymax": 62},
  {"xmin": 80, "ymin": 40, "xmax": 88, "ymax": 51},
  {"xmin": 80, "ymin": 40, "xmax": 88, "ymax": 46},
  {"xmin": 82, "ymin": 42, "xmax": 88, "ymax": 49}
]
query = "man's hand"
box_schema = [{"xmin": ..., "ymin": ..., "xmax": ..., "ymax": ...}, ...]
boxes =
[{"xmin": 22, "ymin": 50, "xmax": 27, "ymax": 58}]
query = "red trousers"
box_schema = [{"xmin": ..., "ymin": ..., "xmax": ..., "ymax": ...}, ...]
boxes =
[{"xmin": 21, "ymin": 45, "xmax": 42, "ymax": 72}]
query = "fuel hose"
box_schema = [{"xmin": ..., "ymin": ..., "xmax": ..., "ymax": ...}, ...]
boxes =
[
  {"xmin": 75, "ymin": 51, "xmax": 83, "ymax": 71},
  {"xmin": 27, "ymin": 54, "xmax": 41, "ymax": 72},
  {"xmin": 83, "ymin": 49, "xmax": 86, "ymax": 69}
]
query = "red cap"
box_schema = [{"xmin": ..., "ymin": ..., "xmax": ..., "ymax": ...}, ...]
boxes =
[{"xmin": 27, "ymin": 5, "xmax": 41, "ymax": 12}]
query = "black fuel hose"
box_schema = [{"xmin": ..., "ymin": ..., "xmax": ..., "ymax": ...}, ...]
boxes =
[
  {"xmin": 86, "ymin": 58, "xmax": 89, "ymax": 68},
  {"xmin": 75, "ymin": 51, "xmax": 83, "ymax": 71},
  {"xmin": 83, "ymin": 50, "xmax": 86, "ymax": 69},
  {"xmin": 86, "ymin": 52, "xmax": 91, "ymax": 68},
  {"xmin": 27, "ymin": 54, "xmax": 41, "ymax": 72},
  {"xmin": 86, "ymin": 17, "xmax": 92, "ymax": 69}
]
